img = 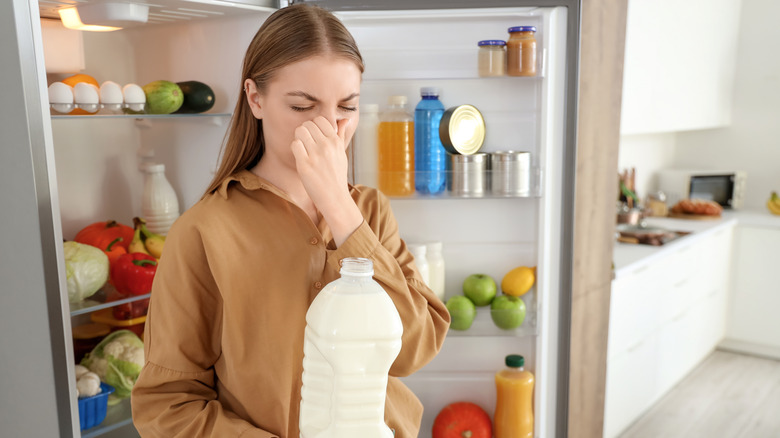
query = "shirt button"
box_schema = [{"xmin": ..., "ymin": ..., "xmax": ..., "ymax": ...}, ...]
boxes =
[
  {"xmin": 310, "ymin": 237, "xmax": 319, "ymax": 245},
  {"xmin": 314, "ymin": 281, "xmax": 323, "ymax": 289}
]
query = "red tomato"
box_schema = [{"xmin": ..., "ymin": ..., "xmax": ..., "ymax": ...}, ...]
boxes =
[{"xmin": 432, "ymin": 401, "xmax": 492, "ymax": 438}]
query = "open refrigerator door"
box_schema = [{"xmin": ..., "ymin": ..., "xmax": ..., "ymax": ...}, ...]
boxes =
[{"xmin": 329, "ymin": 5, "xmax": 576, "ymax": 437}]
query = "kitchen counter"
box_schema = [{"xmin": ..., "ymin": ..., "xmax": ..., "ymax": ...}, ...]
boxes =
[
  {"xmin": 613, "ymin": 214, "xmax": 738, "ymax": 279},
  {"xmin": 613, "ymin": 210, "xmax": 780, "ymax": 279}
]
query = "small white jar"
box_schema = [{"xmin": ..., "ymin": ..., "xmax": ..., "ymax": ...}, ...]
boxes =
[{"xmin": 407, "ymin": 243, "xmax": 430, "ymax": 288}]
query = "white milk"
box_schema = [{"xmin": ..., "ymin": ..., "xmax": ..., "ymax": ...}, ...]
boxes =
[
  {"xmin": 407, "ymin": 243, "xmax": 430, "ymax": 287},
  {"xmin": 300, "ymin": 258, "xmax": 403, "ymax": 438},
  {"xmin": 426, "ymin": 241, "xmax": 446, "ymax": 301}
]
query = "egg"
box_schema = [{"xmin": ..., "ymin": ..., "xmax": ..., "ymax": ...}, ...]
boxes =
[
  {"xmin": 99, "ymin": 81, "xmax": 124, "ymax": 109},
  {"xmin": 122, "ymin": 83, "xmax": 146, "ymax": 112},
  {"xmin": 73, "ymin": 82, "xmax": 100, "ymax": 113},
  {"xmin": 48, "ymin": 82, "xmax": 73, "ymax": 114}
]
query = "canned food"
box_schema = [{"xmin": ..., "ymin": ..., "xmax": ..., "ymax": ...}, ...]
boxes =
[
  {"xmin": 490, "ymin": 151, "xmax": 531, "ymax": 196},
  {"xmin": 439, "ymin": 105, "xmax": 486, "ymax": 155},
  {"xmin": 448, "ymin": 153, "xmax": 488, "ymax": 197}
]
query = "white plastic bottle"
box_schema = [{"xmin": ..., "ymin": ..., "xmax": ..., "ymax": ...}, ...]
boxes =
[
  {"xmin": 141, "ymin": 163, "xmax": 180, "ymax": 236},
  {"xmin": 300, "ymin": 257, "xmax": 403, "ymax": 438},
  {"xmin": 426, "ymin": 241, "xmax": 446, "ymax": 301},
  {"xmin": 407, "ymin": 243, "xmax": 430, "ymax": 287},
  {"xmin": 355, "ymin": 103, "xmax": 379, "ymax": 188}
]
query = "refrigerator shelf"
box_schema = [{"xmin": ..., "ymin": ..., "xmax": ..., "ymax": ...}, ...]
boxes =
[
  {"xmin": 80, "ymin": 397, "xmax": 133, "ymax": 438},
  {"xmin": 447, "ymin": 303, "xmax": 537, "ymax": 337},
  {"xmin": 70, "ymin": 285, "xmax": 151, "ymax": 317},
  {"xmin": 50, "ymin": 111, "xmax": 232, "ymax": 120}
]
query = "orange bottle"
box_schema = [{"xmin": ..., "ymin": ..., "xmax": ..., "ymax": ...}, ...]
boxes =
[
  {"xmin": 377, "ymin": 95, "xmax": 414, "ymax": 196},
  {"xmin": 494, "ymin": 354, "xmax": 535, "ymax": 438}
]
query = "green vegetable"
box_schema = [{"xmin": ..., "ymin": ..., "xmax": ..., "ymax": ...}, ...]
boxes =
[
  {"xmin": 142, "ymin": 80, "xmax": 183, "ymax": 114},
  {"xmin": 81, "ymin": 330, "xmax": 144, "ymax": 401},
  {"xmin": 174, "ymin": 81, "xmax": 215, "ymax": 114},
  {"xmin": 64, "ymin": 241, "xmax": 109, "ymax": 304}
]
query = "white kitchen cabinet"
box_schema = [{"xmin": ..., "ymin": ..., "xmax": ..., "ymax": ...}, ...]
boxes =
[
  {"xmin": 604, "ymin": 224, "xmax": 734, "ymax": 438},
  {"xmin": 721, "ymin": 226, "xmax": 780, "ymax": 359},
  {"xmin": 620, "ymin": 0, "xmax": 742, "ymax": 134}
]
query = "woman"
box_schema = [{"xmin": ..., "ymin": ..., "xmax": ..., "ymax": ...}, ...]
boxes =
[{"xmin": 131, "ymin": 4, "xmax": 450, "ymax": 437}]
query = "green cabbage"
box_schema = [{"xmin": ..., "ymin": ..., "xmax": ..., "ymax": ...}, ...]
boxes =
[
  {"xmin": 81, "ymin": 330, "xmax": 144, "ymax": 401},
  {"xmin": 64, "ymin": 241, "xmax": 108, "ymax": 303}
]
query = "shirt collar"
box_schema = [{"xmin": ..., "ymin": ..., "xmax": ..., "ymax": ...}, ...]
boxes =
[{"xmin": 217, "ymin": 169, "xmax": 362, "ymax": 199}]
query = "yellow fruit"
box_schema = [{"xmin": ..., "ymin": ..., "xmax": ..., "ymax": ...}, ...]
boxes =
[
  {"xmin": 501, "ymin": 266, "xmax": 535, "ymax": 297},
  {"xmin": 62, "ymin": 73, "xmax": 99, "ymax": 88}
]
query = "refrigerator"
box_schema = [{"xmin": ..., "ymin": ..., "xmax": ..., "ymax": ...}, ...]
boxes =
[{"xmin": 0, "ymin": 0, "xmax": 580, "ymax": 436}]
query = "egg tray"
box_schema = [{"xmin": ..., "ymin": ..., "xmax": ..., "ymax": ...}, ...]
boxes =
[{"xmin": 50, "ymin": 102, "xmax": 146, "ymax": 115}]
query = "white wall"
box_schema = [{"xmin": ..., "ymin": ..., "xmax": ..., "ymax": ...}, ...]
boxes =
[
  {"xmin": 674, "ymin": 0, "xmax": 780, "ymax": 210},
  {"xmin": 617, "ymin": 133, "xmax": 677, "ymax": 201}
]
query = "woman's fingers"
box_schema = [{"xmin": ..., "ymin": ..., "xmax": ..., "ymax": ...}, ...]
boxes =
[{"xmin": 336, "ymin": 118, "xmax": 351, "ymax": 142}]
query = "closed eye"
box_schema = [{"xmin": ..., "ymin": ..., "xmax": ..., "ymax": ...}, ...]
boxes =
[
  {"xmin": 290, "ymin": 106, "xmax": 312, "ymax": 112},
  {"xmin": 339, "ymin": 106, "xmax": 357, "ymax": 112}
]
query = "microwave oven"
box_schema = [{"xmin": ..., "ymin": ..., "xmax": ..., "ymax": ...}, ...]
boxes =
[{"xmin": 657, "ymin": 169, "xmax": 747, "ymax": 209}]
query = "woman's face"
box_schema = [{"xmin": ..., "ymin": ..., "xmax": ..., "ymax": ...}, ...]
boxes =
[{"xmin": 246, "ymin": 55, "xmax": 361, "ymax": 168}]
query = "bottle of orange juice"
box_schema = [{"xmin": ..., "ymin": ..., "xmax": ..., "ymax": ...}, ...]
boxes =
[
  {"xmin": 494, "ymin": 354, "xmax": 535, "ymax": 438},
  {"xmin": 377, "ymin": 95, "xmax": 414, "ymax": 196}
]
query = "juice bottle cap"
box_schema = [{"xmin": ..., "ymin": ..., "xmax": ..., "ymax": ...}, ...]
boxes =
[
  {"xmin": 420, "ymin": 87, "xmax": 440, "ymax": 97},
  {"xmin": 505, "ymin": 354, "xmax": 524, "ymax": 367},
  {"xmin": 388, "ymin": 95, "xmax": 407, "ymax": 106}
]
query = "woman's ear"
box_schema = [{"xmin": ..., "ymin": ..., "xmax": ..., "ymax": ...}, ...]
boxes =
[{"xmin": 244, "ymin": 79, "xmax": 263, "ymax": 119}]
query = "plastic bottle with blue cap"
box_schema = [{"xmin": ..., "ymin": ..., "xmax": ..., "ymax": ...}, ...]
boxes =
[{"xmin": 414, "ymin": 87, "xmax": 447, "ymax": 195}]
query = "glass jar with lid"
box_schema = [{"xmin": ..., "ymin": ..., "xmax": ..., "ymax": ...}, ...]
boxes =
[
  {"xmin": 506, "ymin": 26, "xmax": 537, "ymax": 77},
  {"xmin": 477, "ymin": 40, "xmax": 507, "ymax": 77}
]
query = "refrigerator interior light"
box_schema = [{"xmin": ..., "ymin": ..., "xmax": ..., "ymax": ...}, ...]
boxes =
[{"xmin": 59, "ymin": 2, "xmax": 149, "ymax": 32}]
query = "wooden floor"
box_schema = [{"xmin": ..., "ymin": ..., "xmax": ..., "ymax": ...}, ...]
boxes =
[{"xmin": 619, "ymin": 350, "xmax": 780, "ymax": 438}]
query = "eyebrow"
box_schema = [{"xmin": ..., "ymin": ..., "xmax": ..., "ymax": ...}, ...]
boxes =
[{"xmin": 285, "ymin": 91, "xmax": 360, "ymax": 102}]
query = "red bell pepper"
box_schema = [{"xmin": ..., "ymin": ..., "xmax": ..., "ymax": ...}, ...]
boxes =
[
  {"xmin": 111, "ymin": 253, "xmax": 158, "ymax": 296},
  {"xmin": 105, "ymin": 237, "xmax": 128, "ymax": 285}
]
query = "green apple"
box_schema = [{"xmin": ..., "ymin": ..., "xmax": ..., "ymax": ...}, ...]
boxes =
[
  {"xmin": 446, "ymin": 295, "xmax": 477, "ymax": 331},
  {"xmin": 490, "ymin": 295, "xmax": 526, "ymax": 330},
  {"xmin": 462, "ymin": 274, "xmax": 497, "ymax": 307}
]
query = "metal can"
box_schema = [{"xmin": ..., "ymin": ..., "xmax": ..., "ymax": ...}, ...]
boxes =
[
  {"xmin": 439, "ymin": 105, "xmax": 486, "ymax": 155},
  {"xmin": 490, "ymin": 151, "xmax": 531, "ymax": 196},
  {"xmin": 448, "ymin": 153, "xmax": 488, "ymax": 197}
]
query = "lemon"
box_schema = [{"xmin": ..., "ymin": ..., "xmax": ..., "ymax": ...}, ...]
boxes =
[{"xmin": 501, "ymin": 266, "xmax": 535, "ymax": 297}]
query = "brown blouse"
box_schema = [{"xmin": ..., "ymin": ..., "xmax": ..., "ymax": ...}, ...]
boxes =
[{"xmin": 131, "ymin": 170, "xmax": 450, "ymax": 437}]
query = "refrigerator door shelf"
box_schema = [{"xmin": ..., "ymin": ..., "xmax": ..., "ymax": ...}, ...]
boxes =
[{"xmin": 39, "ymin": 0, "xmax": 278, "ymax": 23}]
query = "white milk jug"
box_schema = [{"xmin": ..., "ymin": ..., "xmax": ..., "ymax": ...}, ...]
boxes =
[{"xmin": 300, "ymin": 257, "xmax": 403, "ymax": 438}]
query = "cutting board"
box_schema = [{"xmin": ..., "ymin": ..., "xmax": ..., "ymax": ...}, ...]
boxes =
[{"xmin": 667, "ymin": 212, "xmax": 722, "ymax": 220}]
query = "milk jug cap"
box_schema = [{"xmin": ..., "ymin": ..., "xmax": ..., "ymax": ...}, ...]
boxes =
[
  {"xmin": 339, "ymin": 257, "xmax": 374, "ymax": 276},
  {"xmin": 143, "ymin": 163, "xmax": 165, "ymax": 173},
  {"xmin": 505, "ymin": 354, "xmax": 524, "ymax": 368}
]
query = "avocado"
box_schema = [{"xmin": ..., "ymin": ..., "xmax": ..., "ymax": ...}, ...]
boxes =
[{"xmin": 174, "ymin": 81, "xmax": 215, "ymax": 114}]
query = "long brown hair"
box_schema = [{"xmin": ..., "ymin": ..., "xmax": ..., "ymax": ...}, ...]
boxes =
[{"xmin": 204, "ymin": 4, "xmax": 364, "ymax": 196}]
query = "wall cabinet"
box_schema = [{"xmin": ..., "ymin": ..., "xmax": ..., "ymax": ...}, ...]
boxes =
[
  {"xmin": 603, "ymin": 225, "xmax": 734, "ymax": 438},
  {"xmin": 620, "ymin": 0, "xmax": 742, "ymax": 134}
]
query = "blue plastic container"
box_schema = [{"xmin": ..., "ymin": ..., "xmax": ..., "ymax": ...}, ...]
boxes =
[
  {"xmin": 78, "ymin": 382, "xmax": 115, "ymax": 430},
  {"xmin": 414, "ymin": 87, "xmax": 446, "ymax": 194}
]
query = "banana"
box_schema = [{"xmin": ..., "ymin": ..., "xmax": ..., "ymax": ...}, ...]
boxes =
[
  {"xmin": 767, "ymin": 192, "xmax": 780, "ymax": 216},
  {"xmin": 140, "ymin": 222, "xmax": 166, "ymax": 259},
  {"xmin": 129, "ymin": 224, "xmax": 151, "ymax": 255}
]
